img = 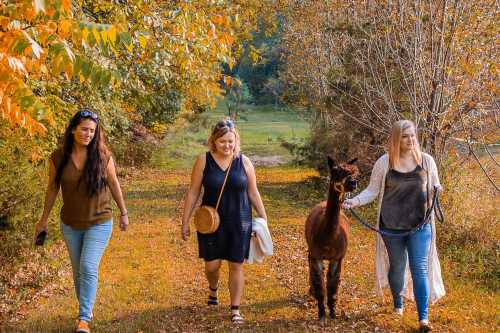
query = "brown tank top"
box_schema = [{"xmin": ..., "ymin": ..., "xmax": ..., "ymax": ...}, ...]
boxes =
[{"xmin": 51, "ymin": 148, "xmax": 112, "ymax": 229}]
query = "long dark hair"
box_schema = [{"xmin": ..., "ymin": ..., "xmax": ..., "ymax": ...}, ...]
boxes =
[{"xmin": 54, "ymin": 108, "xmax": 110, "ymax": 196}]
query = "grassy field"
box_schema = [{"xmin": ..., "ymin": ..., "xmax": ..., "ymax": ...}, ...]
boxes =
[
  {"xmin": 4, "ymin": 105, "xmax": 499, "ymax": 332},
  {"xmin": 152, "ymin": 103, "xmax": 309, "ymax": 169}
]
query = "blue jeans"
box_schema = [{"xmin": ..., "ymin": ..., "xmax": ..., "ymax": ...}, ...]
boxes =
[
  {"xmin": 381, "ymin": 224, "xmax": 432, "ymax": 321},
  {"xmin": 61, "ymin": 220, "xmax": 112, "ymax": 322}
]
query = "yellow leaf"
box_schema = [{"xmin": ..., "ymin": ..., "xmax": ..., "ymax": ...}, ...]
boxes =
[
  {"xmin": 125, "ymin": 42, "xmax": 133, "ymax": 52},
  {"xmin": 64, "ymin": 62, "xmax": 73, "ymax": 79},
  {"xmin": 82, "ymin": 28, "xmax": 89, "ymax": 43},
  {"xmin": 108, "ymin": 26, "xmax": 117, "ymax": 44},
  {"xmin": 138, "ymin": 35, "xmax": 147, "ymax": 49},
  {"xmin": 92, "ymin": 27, "xmax": 100, "ymax": 43}
]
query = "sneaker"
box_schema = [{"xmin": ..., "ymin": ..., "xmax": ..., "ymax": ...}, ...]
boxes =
[
  {"xmin": 419, "ymin": 319, "xmax": 433, "ymax": 332},
  {"xmin": 394, "ymin": 307, "xmax": 403, "ymax": 316},
  {"xmin": 76, "ymin": 320, "xmax": 90, "ymax": 333}
]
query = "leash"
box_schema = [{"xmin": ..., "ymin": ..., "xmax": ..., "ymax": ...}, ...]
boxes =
[{"xmin": 347, "ymin": 186, "xmax": 444, "ymax": 238}]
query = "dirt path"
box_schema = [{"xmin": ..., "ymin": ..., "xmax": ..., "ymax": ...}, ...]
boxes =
[{"xmin": 8, "ymin": 167, "xmax": 499, "ymax": 332}]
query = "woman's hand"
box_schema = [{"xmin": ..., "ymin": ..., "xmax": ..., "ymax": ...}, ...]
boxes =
[
  {"xmin": 119, "ymin": 214, "xmax": 129, "ymax": 231},
  {"xmin": 342, "ymin": 198, "xmax": 360, "ymax": 209},
  {"xmin": 181, "ymin": 223, "xmax": 190, "ymax": 241},
  {"xmin": 34, "ymin": 219, "xmax": 48, "ymax": 236}
]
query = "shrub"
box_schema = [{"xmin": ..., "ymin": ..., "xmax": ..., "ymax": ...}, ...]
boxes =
[
  {"xmin": 438, "ymin": 155, "xmax": 499, "ymax": 290},
  {"xmin": 109, "ymin": 123, "xmax": 159, "ymax": 167},
  {"xmin": 0, "ymin": 125, "xmax": 49, "ymax": 257},
  {"xmin": 280, "ymin": 115, "xmax": 384, "ymax": 176},
  {"xmin": 0, "ymin": 123, "xmax": 64, "ymax": 322}
]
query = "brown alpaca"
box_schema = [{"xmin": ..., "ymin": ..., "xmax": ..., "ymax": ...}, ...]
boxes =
[{"xmin": 305, "ymin": 156, "xmax": 360, "ymax": 321}]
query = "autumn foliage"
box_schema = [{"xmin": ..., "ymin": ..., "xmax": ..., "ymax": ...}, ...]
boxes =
[
  {"xmin": 1, "ymin": 0, "xmax": 126, "ymax": 134},
  {"xmin": 1, "ymin": 0, "xmax": 273, "ymax": 135},
  {"xmin": 280, "ymin": 0, "xmax": 498, "ymax": 178}
]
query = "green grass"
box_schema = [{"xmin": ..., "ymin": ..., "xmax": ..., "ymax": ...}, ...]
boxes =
[{"xmin": 152, "ymin": 103, "xmax": 309, "ymax": 169}]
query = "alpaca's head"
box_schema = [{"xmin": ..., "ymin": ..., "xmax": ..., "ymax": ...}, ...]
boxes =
[{"xmin": 327, "ymin": 156, "xmax": 360, "ymax": 193}]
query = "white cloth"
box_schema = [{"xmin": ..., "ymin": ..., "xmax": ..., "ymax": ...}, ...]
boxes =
[
  {"xmin": 246, "ymin": 217, "xmax": 273, "ymax": 264},
  {"xmin": 353, "ymin": 153, "xmax": 446, "ymax": 304}
]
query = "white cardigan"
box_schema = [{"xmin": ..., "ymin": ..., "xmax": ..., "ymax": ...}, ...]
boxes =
[
  {"xmin": 353, "ymin": 153, "xmax": 446, "ymax": 303},
  {"xmin": 246, "ymin": 217, "xmax": 273, "ymax": 264}
]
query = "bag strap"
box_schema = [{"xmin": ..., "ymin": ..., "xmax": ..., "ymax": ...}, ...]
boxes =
[{"xmin": 215, "ymin": 156, "xmax": 234, "ymax": 211}]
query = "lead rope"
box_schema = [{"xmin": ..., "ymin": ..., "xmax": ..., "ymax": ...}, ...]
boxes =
[{"xmin": 347, "ymin": 186, "xmax": 443, "ymax": 238}]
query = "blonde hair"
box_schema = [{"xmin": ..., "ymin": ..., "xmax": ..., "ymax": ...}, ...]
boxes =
[
  {"xmin": 388, "ymin": 120, "xmax": 422, "ymax": 169},
  {"xmin": 207, "ymin": 119, "xmax": 241, "ymax": 155}
]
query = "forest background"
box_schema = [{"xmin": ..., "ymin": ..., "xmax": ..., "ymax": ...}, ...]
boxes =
[{"xmin": 0, "ymin": 0, "xmax": 498, "ymax": 330}]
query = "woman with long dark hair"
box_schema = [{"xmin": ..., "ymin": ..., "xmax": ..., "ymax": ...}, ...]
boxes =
[{"xmin": 35, "ymin": 108, "xmax": 128, "ymax": 333}]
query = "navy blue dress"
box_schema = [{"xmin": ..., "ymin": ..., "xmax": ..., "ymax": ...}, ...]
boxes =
[{"xmin": 197, "ymin": 152, "xmax": 252, "ymax": 263}]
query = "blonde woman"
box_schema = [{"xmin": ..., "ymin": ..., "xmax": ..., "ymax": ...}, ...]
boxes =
[
  {"xmin": 181, "ymin": 119, "xmax": 267, "ymax": 324},
  {"xmin": 343, "ymin": 120, "xmax": 444, "ymax": 332}
]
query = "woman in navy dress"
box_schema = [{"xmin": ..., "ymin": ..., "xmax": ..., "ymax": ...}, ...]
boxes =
[{"xmin": 181, "ymin": 119, "xmax": 267, "ymax": 324}]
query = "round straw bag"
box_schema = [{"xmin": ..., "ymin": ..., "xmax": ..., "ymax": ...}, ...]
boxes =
[
  {"xmin": 193, "ymin": 206, "xmax": 220, "ymax": 234},
  {"xmin": 194, "ymin": 157, "xmax": 233, "ymax": 234}
]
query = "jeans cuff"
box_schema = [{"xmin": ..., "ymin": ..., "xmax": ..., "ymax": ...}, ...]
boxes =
[
  {"xmin": 79, "ymin": 315, "xmax": 92, "ymax": 322},
  {"xmin": 393, "ymin": 297, "xmax": 403, "ymax": 309}
]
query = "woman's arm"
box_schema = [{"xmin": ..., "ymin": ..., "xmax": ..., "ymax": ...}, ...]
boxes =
[
  {"xmin": 35, "ymin": 161, "xmax": 59, "ymax": 235},
  {"xmin": 106, "ymin": 156, "xmax": 129, "ymax": 231},
  {"xmin": 343, "ymin": 155, "xmax": 386, "ymax": 209},
  {"xmin": 242, "ymin": 155, "xmax": 267, "ymax": 221},
  {"xmin": 181, "ymin": 154, "xmax": 206, "ymax": 240}
]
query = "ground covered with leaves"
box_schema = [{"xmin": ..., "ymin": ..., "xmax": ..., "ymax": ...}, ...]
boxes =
[{"xmin": 4, "ymin": 165, "xmax": 498, "ymax": 332}]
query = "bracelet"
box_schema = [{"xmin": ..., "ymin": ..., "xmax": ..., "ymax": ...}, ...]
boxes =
[{"xmin": 120, "ymin": 211, "xmax": 128, "ymax": 217}]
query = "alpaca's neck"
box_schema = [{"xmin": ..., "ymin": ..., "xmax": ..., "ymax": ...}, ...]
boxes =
[{"xmin": 324, "ymin": 186, "xmax": 342, "ymax": 232}]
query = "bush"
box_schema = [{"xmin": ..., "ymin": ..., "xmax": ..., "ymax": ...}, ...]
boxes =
[
  {"xmin": 438, "ymin": 155, "xmax": 499, "ymax": 290},
  {"xmin": 280, "ymin": 115, "xmax": 384, "ymax": 176},
  {"xmin": 0, "ymin": 125, "xmax": 50, "ymax": 257},
  {"xmin": 110, "ymin": 123, "xmax": 158, "ymax": 167},
  {"xmin": 0, "ymin": 123, "xmax": 65, "ymax": 323}
]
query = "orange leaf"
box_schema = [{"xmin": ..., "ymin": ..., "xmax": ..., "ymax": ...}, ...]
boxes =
[{"xmin": 59, "ymin": 19, "xmax": 72, "ymax": 38}]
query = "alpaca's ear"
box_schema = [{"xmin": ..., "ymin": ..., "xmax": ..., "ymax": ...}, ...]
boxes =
[
  {"xmin": 347, "ymin": 158, "xmax": 358, "ymax": 165},
  {"xmin": 327, "ymin": 156, "xmax": 336, "ymax": 169}
]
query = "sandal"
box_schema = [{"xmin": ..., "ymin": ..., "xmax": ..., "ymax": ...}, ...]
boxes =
[
  {"xmin": 207, "ymin": 285, "xmax": 218, "ymax": 306},
  {"xmin": 231, "ymin": 305, "xmax": 244, "ymax": 324}
]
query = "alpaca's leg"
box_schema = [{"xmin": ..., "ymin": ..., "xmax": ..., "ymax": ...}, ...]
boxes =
[
  {"xmin": 327, "ymin": 259, "xmax": 342, "ymax": 319},
  {"xmin": 309, "ymin": 256, "xmax": 326, "ymax": 320}
]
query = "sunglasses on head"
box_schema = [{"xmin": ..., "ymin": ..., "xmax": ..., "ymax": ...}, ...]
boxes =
[
  {"xmin": 79, "ymin": 110, "xmax": 99, "ymax": 121},
  {"xmin": 216, "ymin": 119, "xmax": 234, "ymax": 129}
]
